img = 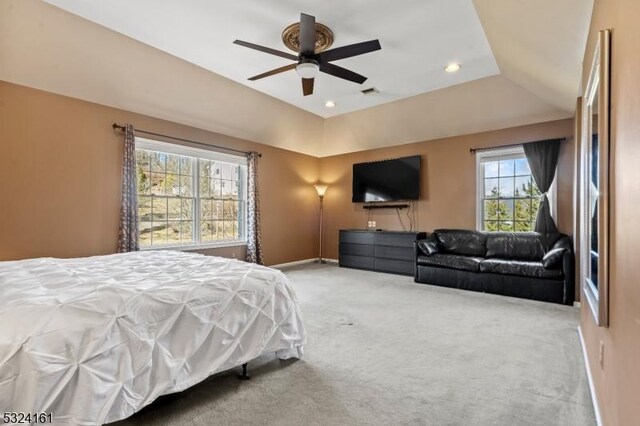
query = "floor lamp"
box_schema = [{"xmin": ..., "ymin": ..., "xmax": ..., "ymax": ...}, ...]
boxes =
[{"xmin": 314, "ymin": 184, "xmax": 328, "ymax": 263}]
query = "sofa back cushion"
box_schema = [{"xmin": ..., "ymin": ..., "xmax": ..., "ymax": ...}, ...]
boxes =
[
  {"xmin": 434, "ymin": 229, "xmax": 487, "ymax": 257},
  {"xmin": 485, "ymin": 232, "xmax": 558, "ymax": 261},
  {"xmin": 417, "ymin": 234, "xmax": 440, "ymax": 256}
]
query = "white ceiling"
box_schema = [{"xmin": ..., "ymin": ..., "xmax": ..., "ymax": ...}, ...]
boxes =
[{"xmin": 42, "ymin": 0, "xmax": 500, "ymax": 118}]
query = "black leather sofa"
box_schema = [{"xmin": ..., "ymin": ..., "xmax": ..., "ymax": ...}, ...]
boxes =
[{"xmin": 414, "ymin": 229, "xmax": 574, "ymax": 305}]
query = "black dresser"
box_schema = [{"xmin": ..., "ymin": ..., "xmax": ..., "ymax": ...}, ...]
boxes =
[{"xmin": 339, "ymin": 230, "xmax": 426, "ymax": 276}]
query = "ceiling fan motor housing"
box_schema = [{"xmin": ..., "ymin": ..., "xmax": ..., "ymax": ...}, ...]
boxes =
[{"xmin": 298, "ymin": 56, "xmax": 319, "ymax": 65}]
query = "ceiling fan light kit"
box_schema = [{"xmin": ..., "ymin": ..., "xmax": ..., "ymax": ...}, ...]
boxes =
[
  {"xmin": 296, "ymin": 59, "xmax": 320, "ymax": 79},
  {"xmin": 233, "ymin": 13, "xmax": 381, "ymax": 96}
]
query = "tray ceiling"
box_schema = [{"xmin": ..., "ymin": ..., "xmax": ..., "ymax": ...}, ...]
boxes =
[
  {"xmin": 1, "ymin": 0, "xmax": 593, "ymax": 156},
  {"xmin": 42, "ymin": 0, "xmax": 500, "ymax": 118}
]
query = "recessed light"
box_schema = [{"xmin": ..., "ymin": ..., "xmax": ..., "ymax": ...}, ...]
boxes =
[
  {"xmin": 444, "ymin": 63, "xmax": 462, "ymax": 73},
  {"xmin": 325, "ymin": 100, "xmax": 336, "ymax": 108}
]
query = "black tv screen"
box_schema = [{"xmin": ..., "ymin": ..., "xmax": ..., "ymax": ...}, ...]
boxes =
[{"xmin": 352, "ymin": 155, "xmax": 421, "ymax": 202}]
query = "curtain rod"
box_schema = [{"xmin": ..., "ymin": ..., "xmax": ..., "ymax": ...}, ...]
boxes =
[
  {"xmin": 112, "ymin": 123, "xmax": 262, "ymax": 157},
  {"xmin": 469, "ymin": 138, "xmax": 566, "ymax": 155}
]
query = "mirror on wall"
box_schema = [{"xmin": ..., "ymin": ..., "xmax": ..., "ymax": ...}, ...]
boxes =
[{"xmin": 581, "ymin": 29, "xmax": 611, "ymax": 327}]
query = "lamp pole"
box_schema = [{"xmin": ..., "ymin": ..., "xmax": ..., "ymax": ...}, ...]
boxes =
[
  {"xmin": 313, "ymin": 184, "xmax": 328, "ymax": 263},
  {"xmin": 318, "ymin": 194, "xmax": 325, "ymax": 263}
]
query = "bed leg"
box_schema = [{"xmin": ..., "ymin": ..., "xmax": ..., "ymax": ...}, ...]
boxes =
[{"xmin": 237, "ymin": 363, "xmax": 251, "ymax": 380}]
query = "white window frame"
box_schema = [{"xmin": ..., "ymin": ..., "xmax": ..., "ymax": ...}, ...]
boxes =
[
  {"xmin": 136, "ymin": 137, "xmax": 248, "ymax": 251},
  {"xmin": 475, "ymin": 146, "xmax": 557, "ymax": 231}
]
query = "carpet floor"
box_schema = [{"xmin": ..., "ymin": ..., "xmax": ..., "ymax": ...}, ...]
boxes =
[{"xmin": 113, "ymin": 263, "xmax": 595, "ymax": 426}]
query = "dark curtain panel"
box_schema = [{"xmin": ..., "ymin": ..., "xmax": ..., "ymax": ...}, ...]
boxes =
[
  {"xmin": 117, "ymin": 124, "xmax": 139, "ymax": 252},
  {"xmin": 523, "ymin": 138, "xmax": 562, "ymax": 234},
  {"xmin": 246, "ymin": 152, "xmax": 264, "ymax": 265}
]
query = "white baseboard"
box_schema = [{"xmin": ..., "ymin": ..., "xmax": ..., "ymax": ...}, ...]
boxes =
[
  {"xmin": 270, "ymin": 258, "xmax": 338, "ymax": 269},
  {"xmin": 270, "ymin": 258, "xmax": 315, "ymax": 269},
  {"xmin": 578, "ymin": 327, "xmax": 603, "ymax": 426},
  {"xmin": 573, "ymin": 301, "xmax": 581, "ymax": 308}
]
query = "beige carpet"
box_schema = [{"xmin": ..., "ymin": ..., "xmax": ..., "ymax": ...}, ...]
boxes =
[{"xmin": 112, "ymin": 263, "xmax": 595, "ymax": 426}]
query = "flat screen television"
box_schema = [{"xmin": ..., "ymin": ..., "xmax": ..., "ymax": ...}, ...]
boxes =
[{"xmin": 352, "ymin": 155, "xmax": 421, "ymax": 202}]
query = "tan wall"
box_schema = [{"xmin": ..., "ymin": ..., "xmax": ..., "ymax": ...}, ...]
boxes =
[
  {"xmin": 578, "ymin": 1, "xmax": 640, "ymax": 425},
  {"xmin": 0, "ymin": 80, "xmax": 577, "ymax": 272},
  {"xmin": 319, "ymin": 118, "xmax": 574, "ymax": 259},
  {"xmin": 0, "ymin": 81, "xmax": 320, "ymax": 266},
  {"xmin": 0, "ymin": 0, "xmax": 325, "ymax": 157}
]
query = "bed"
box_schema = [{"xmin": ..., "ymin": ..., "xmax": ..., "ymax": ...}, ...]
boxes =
[{"xmin": 0, "ymin": 251, "xmax": 306, "ymax": 425}]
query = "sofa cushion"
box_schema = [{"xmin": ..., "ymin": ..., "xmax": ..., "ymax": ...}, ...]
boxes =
[
  {"xmin": 434, "ymin": 229, "xmax": 487, "ymax": 257},
  {"xmin": 479, "ymin": 258, "xmax": 563, "ymax": 279},
  {"xmin": 417, "ymin": 254, "xmax": 483, "ymax": 272},
  {"xmin": 485, "ymin": 233, "xmax": 557, "ymax": 261},
  {"xmin": 542, "ymin": 247, "xmax": 567, "ymax": 269},
  {"xmin": 417, "ymin": 234, "xmax": 440, "ymax": 256}
]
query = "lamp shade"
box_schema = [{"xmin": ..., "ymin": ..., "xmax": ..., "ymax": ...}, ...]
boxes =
[{"xmin": 314, "ymin": 184, "xmax": 329, "ymax": 197}]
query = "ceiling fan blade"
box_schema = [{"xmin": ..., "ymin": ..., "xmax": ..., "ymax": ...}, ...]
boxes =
[
  {"xmin": 249, "ymin": 63, "xmax": 297, "ymax": 81},
  {"xmin": 302, "ymin": 78, "xmax": 314, "ymax": 96},
  {"xmin": 299, "ymin": 13, "xmax": 316, "ymax": 55},
  {"xmin": 233, "ymin": 40, "xmax": 298, "ymax": 61},
  {"xmin": 320, "ymin": 62, "xmax": 367, "ymax": 84},
  {"xmin": 318, "ymin": 40, "xmax": 381, "ymax": 63}
]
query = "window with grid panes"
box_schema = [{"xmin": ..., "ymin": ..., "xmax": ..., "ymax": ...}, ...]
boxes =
[
  {"xmin": 135, "ymin": 138, "xmax": 247, "ymax": 249},
  {"xmin": 476, "ymin": 147, "xmax": 551, "ymax": 232}
]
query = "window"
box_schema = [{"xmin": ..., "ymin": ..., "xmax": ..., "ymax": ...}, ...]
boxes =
[
  {"xmin": 580, "ymin": 29, "xmax": 611, "ymax": 327},
  {"xmin": 135, "ymin": 138, "xmax": 247, "ymax": 249},
  {"xmin": 476, "ymin": 147, "xmax": 554, "ymax": 232}
]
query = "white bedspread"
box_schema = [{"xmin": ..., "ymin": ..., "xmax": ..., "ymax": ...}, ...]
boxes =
[{"xmin": 0, "ymin": 251, "xmax": 305, "ymax": 425}]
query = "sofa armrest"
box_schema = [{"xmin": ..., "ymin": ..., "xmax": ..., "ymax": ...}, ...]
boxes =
[
  {"xmin": 562, "ymin": 249, "xmax": 574, "ymax": 305},
  {"xmin": 413, "ymin": 240, "xmax": 419, "ymax": 280},
  {"xmin": 415, "ymin": 234, "xmax": 440, "ymax": 282},
  {"xmin": 555, "ymin": 236, "xmax": 575, "ymax": 305},
  {"xmin": 552, "ymin": 235, "xmax": 572, "ymax": 252}
]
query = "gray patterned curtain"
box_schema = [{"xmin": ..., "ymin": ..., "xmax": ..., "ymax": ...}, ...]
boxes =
[
  {"xmin": 523, "ymin": 138, "xmax": 562, "ymax": 234},
  {"xmin": 246, "ymin": 152, "xmax": 264, "ymax": 264},
  {"xmin": 117, "ymin": 124, "xmax": 139, "ymax": 253}
]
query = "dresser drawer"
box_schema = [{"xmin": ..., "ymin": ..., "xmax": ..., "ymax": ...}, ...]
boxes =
[
  {"xmin": 340, "ymin": 243, "xmax": 374, "ymax": 257},
  {"xmin": 374, "ymin": 259, "xmax": 414, "ymax": 276},
  {"xmin": 374, "ymin": 245, "xmax": 413, "ymax": 261},
  {"xmin": 339, "ymin": 231, "xmax": 374, "ymax": 245},
  {"xmin": 339, "ymin": 255, "xmax": 374, "ymax": 270},
  {"xmin": 374, "ymin": 232, "xmax": 416, "ymax": 247}
]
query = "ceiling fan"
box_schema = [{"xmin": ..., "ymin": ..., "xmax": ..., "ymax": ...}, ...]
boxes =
[{"xmin": 233, "ymin": 13, "xmax": 381, "ymax": 96}]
